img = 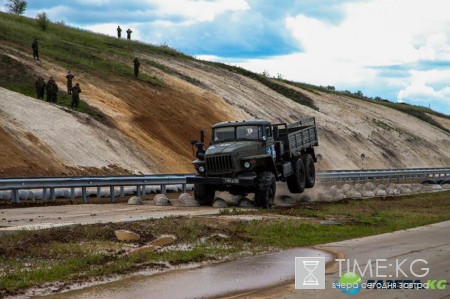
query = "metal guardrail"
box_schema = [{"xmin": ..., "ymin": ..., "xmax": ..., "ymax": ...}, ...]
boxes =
[
  {"xmin": 0, "ymin": 168, "xmax": 449, "ymax": 204},
  {"xmin": 316, "ymin": 167, "xmax": 450, "ymax": 185}
]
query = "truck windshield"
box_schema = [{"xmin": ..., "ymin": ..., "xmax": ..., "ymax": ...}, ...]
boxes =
[{"xmin": 213, "ymin": 125, "xmax": 262, "ymax": 142}]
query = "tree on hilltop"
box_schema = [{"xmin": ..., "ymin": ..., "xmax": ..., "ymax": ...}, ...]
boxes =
[{"xmin": 6, "ymin": 0, "xmax": 28, "ymax": 15}]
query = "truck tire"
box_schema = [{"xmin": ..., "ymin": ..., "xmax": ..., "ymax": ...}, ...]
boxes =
[
  {"xmin": 193, "ymin": 184, "xmax": 215, "ymax": 205},
  {"xmin": 254, "ymin": 171, "xmax": 276, "ymax": 208},
  {"xmin": 303, "ymin": 154, "xmax": 316, "ymax": 188},
  {"xmin": 287, "ymin": 158, "xmax": 306, "ymax": 193}
]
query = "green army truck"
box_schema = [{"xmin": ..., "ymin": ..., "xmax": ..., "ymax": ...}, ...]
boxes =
[{"xmin": 187, "ymin": 117, "xmax": 319, "ymax": 208}]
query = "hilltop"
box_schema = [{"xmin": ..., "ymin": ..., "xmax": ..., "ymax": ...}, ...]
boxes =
[{"xmin": 1, "ymin": 12, "xmax": 450, "ymax": 177}]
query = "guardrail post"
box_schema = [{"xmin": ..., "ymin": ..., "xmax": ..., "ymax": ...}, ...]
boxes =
[
  {"xmin": 110, "ymin": 186, "xmax": 115, "ymax": 203},
  {"xmin": 50, "ymin": 188, "xmax": 56, "ymax": 202},
  {"xmin": 97, "ymin": 186, "xmax": 101, "ymax": 198},
  {"xmin": 182, "ymin": 183, "xmax": 187, "ymax": 193},
  {"xmin": 82, "ymin": 187, "xmax": 87, "ymax": 204},
  {"xmin": 136, "ymin": 185, "xmax": 141, "ymax": 197},
  {"xmin": 120, "ymin": 186, "xmax": 124, "ymax": 198},
  {"xmin": 12, "ymin": 189, "xmax": 19, "ymax": 204},
  {"xmin": 42, "ymin": 188, "xmax": 47, "ymax": 201},
  {"xmin": 161, "ymin": 184, "xmax": 166, "ymax": 195},
  {"xmin": 70, "ymin": 188, "xmax": 75, "ymax": 201}
]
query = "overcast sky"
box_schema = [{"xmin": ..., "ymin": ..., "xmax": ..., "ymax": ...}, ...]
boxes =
[{"xmin": 2, "ymin": 0, "xmax": 450, "ymax": 115}]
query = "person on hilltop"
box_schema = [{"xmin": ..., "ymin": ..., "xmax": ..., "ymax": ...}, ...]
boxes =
[
  {"xmin": 66, "ymin": 71, "xmax": 74, "ymax": 94},
  {"xmin": 70, "ymin": 83, "xmax": 82, "ymax": 109},
  {"xmin": 133, "ymin": 58, "xmax": 140, "ymax": 77},
  {"xmin": 126, "ymin": 28, "xmax": 132, "ymax": 40},
  {"xmin": 117, "ymin": 26, "xmax": 122, "ymax": 38},
  {"xmin": 31, "ymin": 38, "xmax": 39, "ymax": 60}
]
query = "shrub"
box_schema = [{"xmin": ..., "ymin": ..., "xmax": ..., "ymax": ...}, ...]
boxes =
[{"xmin": 36, "ymin": 11, "xmax": 50, "ymax": 31}]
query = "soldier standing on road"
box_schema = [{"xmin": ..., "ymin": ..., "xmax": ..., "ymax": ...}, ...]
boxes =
[
  {"xmin": 70, "ymin": 83, "xmax": 82, "ymax": 109},
  {"xmin": 32, "ymin": 38, "xmax": 39, "ymax": 60},
  {"xmin": 66, "ymin": 71, "xmax": 74, "ymax": 94},
  {"xmin": 126, "ymin": 28, "xmax": 132, "ymax": 40},
  {"xmin": 133, "ymin": 58, "xmax": 140, "ymax": 77}
]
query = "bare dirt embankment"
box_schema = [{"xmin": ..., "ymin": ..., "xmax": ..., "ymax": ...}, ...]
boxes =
[{"xmin": 1, "ymin": 40, "xmax": 450, "ymax": 177}]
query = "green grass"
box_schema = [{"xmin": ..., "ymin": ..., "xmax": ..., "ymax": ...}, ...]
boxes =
[{"xmin": 1, "ymin": 191, "xmax": 450, "ymax": 296}]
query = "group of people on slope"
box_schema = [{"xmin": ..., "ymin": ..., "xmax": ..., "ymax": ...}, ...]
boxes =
[
  {"xmin": 34, "ymin": 71, "xmax": 81, "ymax": 109},
  {"xmin": 32, "ymin": 25, "xmax": 139, "ymax": 109}
]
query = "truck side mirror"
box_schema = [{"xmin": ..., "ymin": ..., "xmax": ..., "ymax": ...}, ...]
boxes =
[
  {"xmin": 200, "ymin": 130, "xmax": 205, "ymax": 143},
  {"xmin": 190, "ymin": 139, "xmax": 198, "ymax": 145}
]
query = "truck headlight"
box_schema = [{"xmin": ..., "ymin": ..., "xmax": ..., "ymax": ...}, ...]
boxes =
[
  {"xmin": 198, "ymin": 166, "xmax": 205, "ymax": 173},
  {"xmin": 244, "ymin": 161, "xmax": 251, "ymax": 169}
]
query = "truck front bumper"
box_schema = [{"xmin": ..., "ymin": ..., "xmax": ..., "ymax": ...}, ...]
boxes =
[{"xmin": 187, "ymin": 175, "xmax": 256, "ymax": 186}]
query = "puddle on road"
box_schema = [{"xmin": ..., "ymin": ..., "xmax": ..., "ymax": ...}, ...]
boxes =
[{"xmin": 33, "ymin": 248, "xmax": 334, "ymax": 299}]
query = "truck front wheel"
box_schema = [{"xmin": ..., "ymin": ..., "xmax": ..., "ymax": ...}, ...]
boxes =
[
  {"xmin": 254, "ymin": 171, "xmax": 276, "ymax": 208},
  {"xmin": 193, "ymin": 184, "xmax": 216, "ymax": 205},
  {"xmin": 287, "ymin": 158, "xmax": 306, "ymax": 193}
]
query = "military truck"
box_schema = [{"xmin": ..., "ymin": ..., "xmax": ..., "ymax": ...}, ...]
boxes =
[{"xmin": 187, "ymin": 117, "xmax": 319, "ymax": 208}]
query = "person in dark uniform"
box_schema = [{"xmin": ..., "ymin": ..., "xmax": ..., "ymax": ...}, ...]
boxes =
[
  {"xmin": 46, "ymin": 77, "xmax": 58, "ymax": 103},
  {"xmin": 35, "ymin": 76, "xmax": 41, "ymax": 99},
  {"xmin": 32, "ymin": 38, "xmax": 39, "ymax": 60},
  {"xmin": 66, "ymin": 71, "xmax": 74, "ymax": 94},
  {"xmin": 71, "ymin": 83, "xmax": 82, "ymax": 109},
  {"xmin": 117, "ymin": 26, "xmax": 122, "ymax": 38},
  {"xmin": 126, "ymin": 28, "xmax": 132, "ymax": 40},
  {"xmin": 133, "ymin": 58, "xmax": 140, "ymax": 77},
  {"xmin": 34, "ymin": 76, "xmax": 46, "ymax": 99}
]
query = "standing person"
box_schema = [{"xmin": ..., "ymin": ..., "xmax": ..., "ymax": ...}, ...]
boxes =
[
  {"xmin": 133, "ymin": 58, "xmax": 140, "ymax": 77},
  {"xmin": 35, "ymin": 76, "xmax": 41, "ymax": 99},
  {"xmin": 46, "ymin": 77, "xmax": 54, "ymax": 102},
  {"xmin": 70, "ymin": 83, "xmax": 82, "ymax": 109},
  {"xmin": 46, "ymin": 77, "xmax": 58, "ymax": 103},
  {"xmin": 66, "ymin": 71, "xmax": 74, "ymax": 94},
  {"xmin": 126, "ymin": 28, "xmax": 132, "ymax": 40},
  {"xmin": 31, "ymin": 38, "xmax": 39, "ymax": 60},
  {"xmin": 38, "ymin": 77, "xmax": 46, "ymax": 100},
  {"xmin": 117, "ymin": 26, "xmax": 122, "ymax": 38}
]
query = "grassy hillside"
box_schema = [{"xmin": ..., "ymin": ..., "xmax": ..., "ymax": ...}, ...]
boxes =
[{"xmin": 2, "ymin": 11, "xmax": 447, "ymax": 131}]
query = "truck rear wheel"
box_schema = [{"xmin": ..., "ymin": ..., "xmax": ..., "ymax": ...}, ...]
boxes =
[
  {"xmin": 287, "ymin": 158, "xmax": 306, "ymax": 193},
  {"xmin": 254, "ymin": 171, "xmax": 276, "ymax": 208},
  {"xmin": 303, "ymin": 154, "xmax": 316, "ymax": 188},
  {"xmin": 193, "ymin": 184, "xmax": 215, "ymax": 205}
]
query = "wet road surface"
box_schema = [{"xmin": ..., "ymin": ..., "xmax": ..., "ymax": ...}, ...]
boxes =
[{"xmin": 35, "ymin": 248, "xmax": 334, "ymax": 299}]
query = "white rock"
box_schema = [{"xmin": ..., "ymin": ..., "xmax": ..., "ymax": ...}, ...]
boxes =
[
  {"xmin": 178, "ymin": 193, "xmax": 192, "ymax": 204},
  {"xmin": 213, "ymin": 198, "xmax": 228, "ymax": 208},
  {"xmin": 363, "ymin": 182, "xmax": 376, "ymax": 191},
  {"xmin": 442, "ymin": 184, "xmax": 450, "ymax": 190},
  {"xmin": 346, "ymin": 191, "xmax": 362, "ymax": 199},
  {"xmin": 376, "ymin": 190, "xmax": 387, "ymax": 197},
  {"xmin": 431, "ymin": 185, "xmax": 443, "ymax": 191},
  {"xmin": 154, "ymin": 194, "xmax": 171, "ymax": 206},
  {"xmin": 128, "ymin": 196, "xmax": 143, "ymax": 205},
  {"xmin": 362, "ymin": 191, "xmax": 375, "ymax": 197},
  {"xmin": 238, "ymin": 198, "xmax": 253, "ymax": 207},
  {"xmin": 27, "ymin": 191, "xmax": 36, "ymax": 200},
  {"xmin": 18, "ymin": 190, "xmax": 28, "ymax": 200},
  {"xmin": 333, "ymin": 193, "xmax": 346, "ymax": 201}
]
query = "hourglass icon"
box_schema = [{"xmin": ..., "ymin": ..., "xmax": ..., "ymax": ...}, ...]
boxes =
[{"xmin": 302, "ymin": 260, "xmax": 319, "ymax": 285}]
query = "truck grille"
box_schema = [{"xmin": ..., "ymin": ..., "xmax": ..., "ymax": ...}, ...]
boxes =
[{"xmin": 206, "ymin": 155, "xmax": 234, "ymax": 173}]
